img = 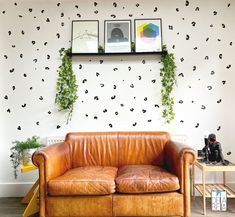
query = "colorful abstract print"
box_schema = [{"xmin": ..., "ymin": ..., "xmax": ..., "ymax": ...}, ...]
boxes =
[{"xmin": 137, "ymin": 23, "xmax": 159, "ymax": 43}]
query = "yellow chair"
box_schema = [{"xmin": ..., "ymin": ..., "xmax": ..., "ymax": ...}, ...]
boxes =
[{"xmin": 21, "ymin": 164, "xmax": 39, "ymax": 217}]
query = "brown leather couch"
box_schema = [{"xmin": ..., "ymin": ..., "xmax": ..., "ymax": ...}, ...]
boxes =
[{"xmin": 33, "ymin": 132, "xmax": 196, "ymax": 217}]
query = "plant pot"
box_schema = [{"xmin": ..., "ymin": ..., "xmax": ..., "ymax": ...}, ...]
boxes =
[{"xmin": 21, "ymin": 148, "xmax": 37, "ymax": 166}]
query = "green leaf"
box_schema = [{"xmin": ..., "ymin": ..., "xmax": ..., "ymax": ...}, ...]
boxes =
[
  {"xmin": 55, "ymin": 48, "xmax": 78, "ymax": 124},
  {"xmin": 160, "ymin": 45, "xmax": 177, "ymax": 124}
]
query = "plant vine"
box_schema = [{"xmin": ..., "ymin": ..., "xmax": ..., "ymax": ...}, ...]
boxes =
[
  {"xmin": 55, "ymin": 48, "xmax": 78, "ymax": 124},
  {"xmin": 160, "ymin": 45, "xmax": 177, "ymax": 123}
]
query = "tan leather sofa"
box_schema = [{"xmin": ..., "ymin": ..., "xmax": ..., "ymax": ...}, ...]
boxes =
[{"xmin": 33, "ymin": 132, "xmax": 196, "ymax": 217}]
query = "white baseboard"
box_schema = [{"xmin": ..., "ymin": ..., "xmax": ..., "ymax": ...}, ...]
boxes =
[{"xmin": 0, "ymin": 182, "xmax": 34, "ymax": 197}]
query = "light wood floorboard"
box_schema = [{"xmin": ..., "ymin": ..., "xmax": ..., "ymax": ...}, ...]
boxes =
[{"xmin": 0, "ymin": 197, "xmax": 234, "ymax": 217}]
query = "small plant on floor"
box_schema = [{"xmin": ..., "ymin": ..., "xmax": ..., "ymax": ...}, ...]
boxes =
[
  {"xmin": 131, "ymin": 42, "xmax": 135, "ymax": 52},
  {"xmin": 98, "ymin": 45, "xmax": 105, "ymax": 53},
  {"xmin": 55, "ymin": 47, "xmax": 78, "ymax": 124},
  {"xmin": 10, "ymin": 136, "xmax": 44, "ymax": 179},
  {"xmin": 160, "ymin": 45, "xmax": 177, "ymax": 124}
]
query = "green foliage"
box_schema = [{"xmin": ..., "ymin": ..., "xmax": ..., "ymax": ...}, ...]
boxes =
[
  {"xmin": 10, "ymin": 136, "xmax": 44, "ymax": 179},
  {"xmin": 160, "ymin": 45, "xmax": 177, "ymax": 123},
  {"xmin": 98, "ymin": 45, "xmax": 104, "ymax": 53},
  {"xmin": 131, "ymin": 42, "xmax": 135, "ymax": 52},
  {"xmin": 55, "ymin": 48, "xmax": 78, "ymax": 124}
]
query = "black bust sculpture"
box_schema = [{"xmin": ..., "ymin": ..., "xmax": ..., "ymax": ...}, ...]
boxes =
[{"xmin": 202, "ymin": 133, "xmax": 228, "ymax": 165}]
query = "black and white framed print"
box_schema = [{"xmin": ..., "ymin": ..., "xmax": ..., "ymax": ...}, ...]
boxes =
[
  {"xmin": 71, "ymin": 20, "xmax": 99, "ymax": 53},
  {"xmin": 134, "ymin": 19, "xmax": 162, "ymax": 52},
  {"xmin": 104, "ymin": 20, "xmax": 131, "ymax": 53}
]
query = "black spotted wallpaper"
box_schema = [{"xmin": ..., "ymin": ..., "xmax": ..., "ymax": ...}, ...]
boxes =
[{"xmin": 0, "ymin": 0, "xmax": 235, "ymax": 185}]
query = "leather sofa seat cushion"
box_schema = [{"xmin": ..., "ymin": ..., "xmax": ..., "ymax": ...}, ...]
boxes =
[
  {"xmin": 116, "ymin": 165, "xmax": 180, "ymax": 193},
  {"xmin": 48, "ymin": 166, "xmax": 118, "ymax": 196}
]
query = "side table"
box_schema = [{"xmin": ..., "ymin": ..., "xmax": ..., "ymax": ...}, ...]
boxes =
[
  {"xmin": 21, "ymin": 164, "xmax": 39, "ymax": 217},
  {"xmin": 192, "ymin": 160, "xmax": 235, "ymax": 215}
]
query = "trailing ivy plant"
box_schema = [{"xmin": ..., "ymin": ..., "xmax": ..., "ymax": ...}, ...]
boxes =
[
  {"xmin": 55, "ymin": 48, "xmax": 78, "ymax": 124},
  {"xmin": 160, "ymin": 45, "xmax": 177, "ymax": 123}
]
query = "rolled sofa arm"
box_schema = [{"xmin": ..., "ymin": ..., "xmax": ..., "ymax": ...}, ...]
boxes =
[
  {"xmin": 164, "ymin": 140, "xmax": 196, "ymax": 194},
  {"xmin": 32, "ymin": 142, "xmax": 71, "ymax": 217},
  {"xmin": 32, "ymin": 142, "xmax": 72, "ymax": 181}
]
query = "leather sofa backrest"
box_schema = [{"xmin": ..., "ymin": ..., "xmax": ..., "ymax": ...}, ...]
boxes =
[
  {"xmin": 118, "ymin": 132, "xmax": 170, "ymax": 167},
  {"xmin": 66, "ymin": 132, "xmax": 119, "ymax": 168},
  {"xmin": 65, "ymin": 132, "xmax": 170, "ymax": 168}
]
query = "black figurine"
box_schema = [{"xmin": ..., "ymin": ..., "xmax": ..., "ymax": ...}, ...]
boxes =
[{"xmin": 202, "ymin": 133, "xmax": 228, "ymax": 165}]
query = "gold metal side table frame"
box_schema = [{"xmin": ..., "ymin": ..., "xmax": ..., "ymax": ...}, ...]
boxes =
[
  {"xmin": 21, "ymin": 164, "xmax": 39, "ymax": 217},
  {"xmin": 192, "ymin": 160, "xmax": 235, "ymax": 215}
]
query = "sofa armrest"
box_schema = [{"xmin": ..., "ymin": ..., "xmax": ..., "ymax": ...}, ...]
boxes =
[
  {"xmin": 164, "ymin": 140, "xmax": 196, "ymax": 194},
  {"xmin": 33, "ymin": 142, "xmax": 72, "ymax": 181},
  {"xmin": 32, "ymin": 142, "xmax": 71, "ymax": 217}
]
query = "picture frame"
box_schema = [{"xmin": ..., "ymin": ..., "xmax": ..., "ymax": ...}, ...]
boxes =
[
  {"xmin": 134, "ymin": 19, "xmax": 163, "ymax": 52},
  {"xmin": 71, "ymin": 20, "xmax": 99, "ymax": 53},
  {"xmin": 104, "ymin": 20, "xmax": 131, "ymax": 53}
]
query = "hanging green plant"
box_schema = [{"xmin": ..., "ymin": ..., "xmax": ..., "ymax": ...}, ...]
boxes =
[
  {"xmin": 160, "ymin": 45, "xmax": 177, "ymax": 123},
  {"xmin": 55, "ymin": 47, "xmax": 78, "ymax": 124}
]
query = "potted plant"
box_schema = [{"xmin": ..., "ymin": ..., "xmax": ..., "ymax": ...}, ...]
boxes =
[{"xmin": 10, "ymin": 136, "xmax": 44, "ymax": 179}]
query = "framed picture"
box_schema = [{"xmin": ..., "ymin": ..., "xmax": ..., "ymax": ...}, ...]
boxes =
[
  {"xmin": 71, "ymin": 20, "xmax": 99, "ymax": 53},
  {"xmin": 134, "ymin": 19, "xmax": 162, "ymax": 52},
  {"xmin": 104, "ymin": 20, "xmax": 131, "ymax": 53}
]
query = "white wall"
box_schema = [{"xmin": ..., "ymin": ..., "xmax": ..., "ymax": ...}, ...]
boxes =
[{"xmin": 0, "ymin": 0, "xmax": 235, "ymax": 196}]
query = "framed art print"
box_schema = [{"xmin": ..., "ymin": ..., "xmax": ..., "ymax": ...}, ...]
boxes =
[
  {"xmin": 134, "ymin": 19, "xmax": 162, "ymax": 52},
  {"xmin": 104, "ymin": 20, "xmax": 131, "ymax": 53},
  {"xmin": 71, "ymin": 20, "xmax": 99, "ymax": 53}
]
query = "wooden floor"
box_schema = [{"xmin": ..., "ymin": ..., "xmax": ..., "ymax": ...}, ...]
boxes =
[{"xmin": 0, "ymin": 197, "xmax": 234, "ymax": 217}]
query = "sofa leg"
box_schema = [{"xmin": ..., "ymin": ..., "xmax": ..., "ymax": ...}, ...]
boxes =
[{"xmin": 183, "ymin": 154, "xmax": 194, "ymax": 217}]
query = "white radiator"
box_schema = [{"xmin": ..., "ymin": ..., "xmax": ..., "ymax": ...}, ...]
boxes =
[
  {"xmin": 171, "ymin": 134, "xmax": 188, "ymax": 144},
  {"xmin": 46, "ymin": 136, "xmax": 64, "ymax": 145}
]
